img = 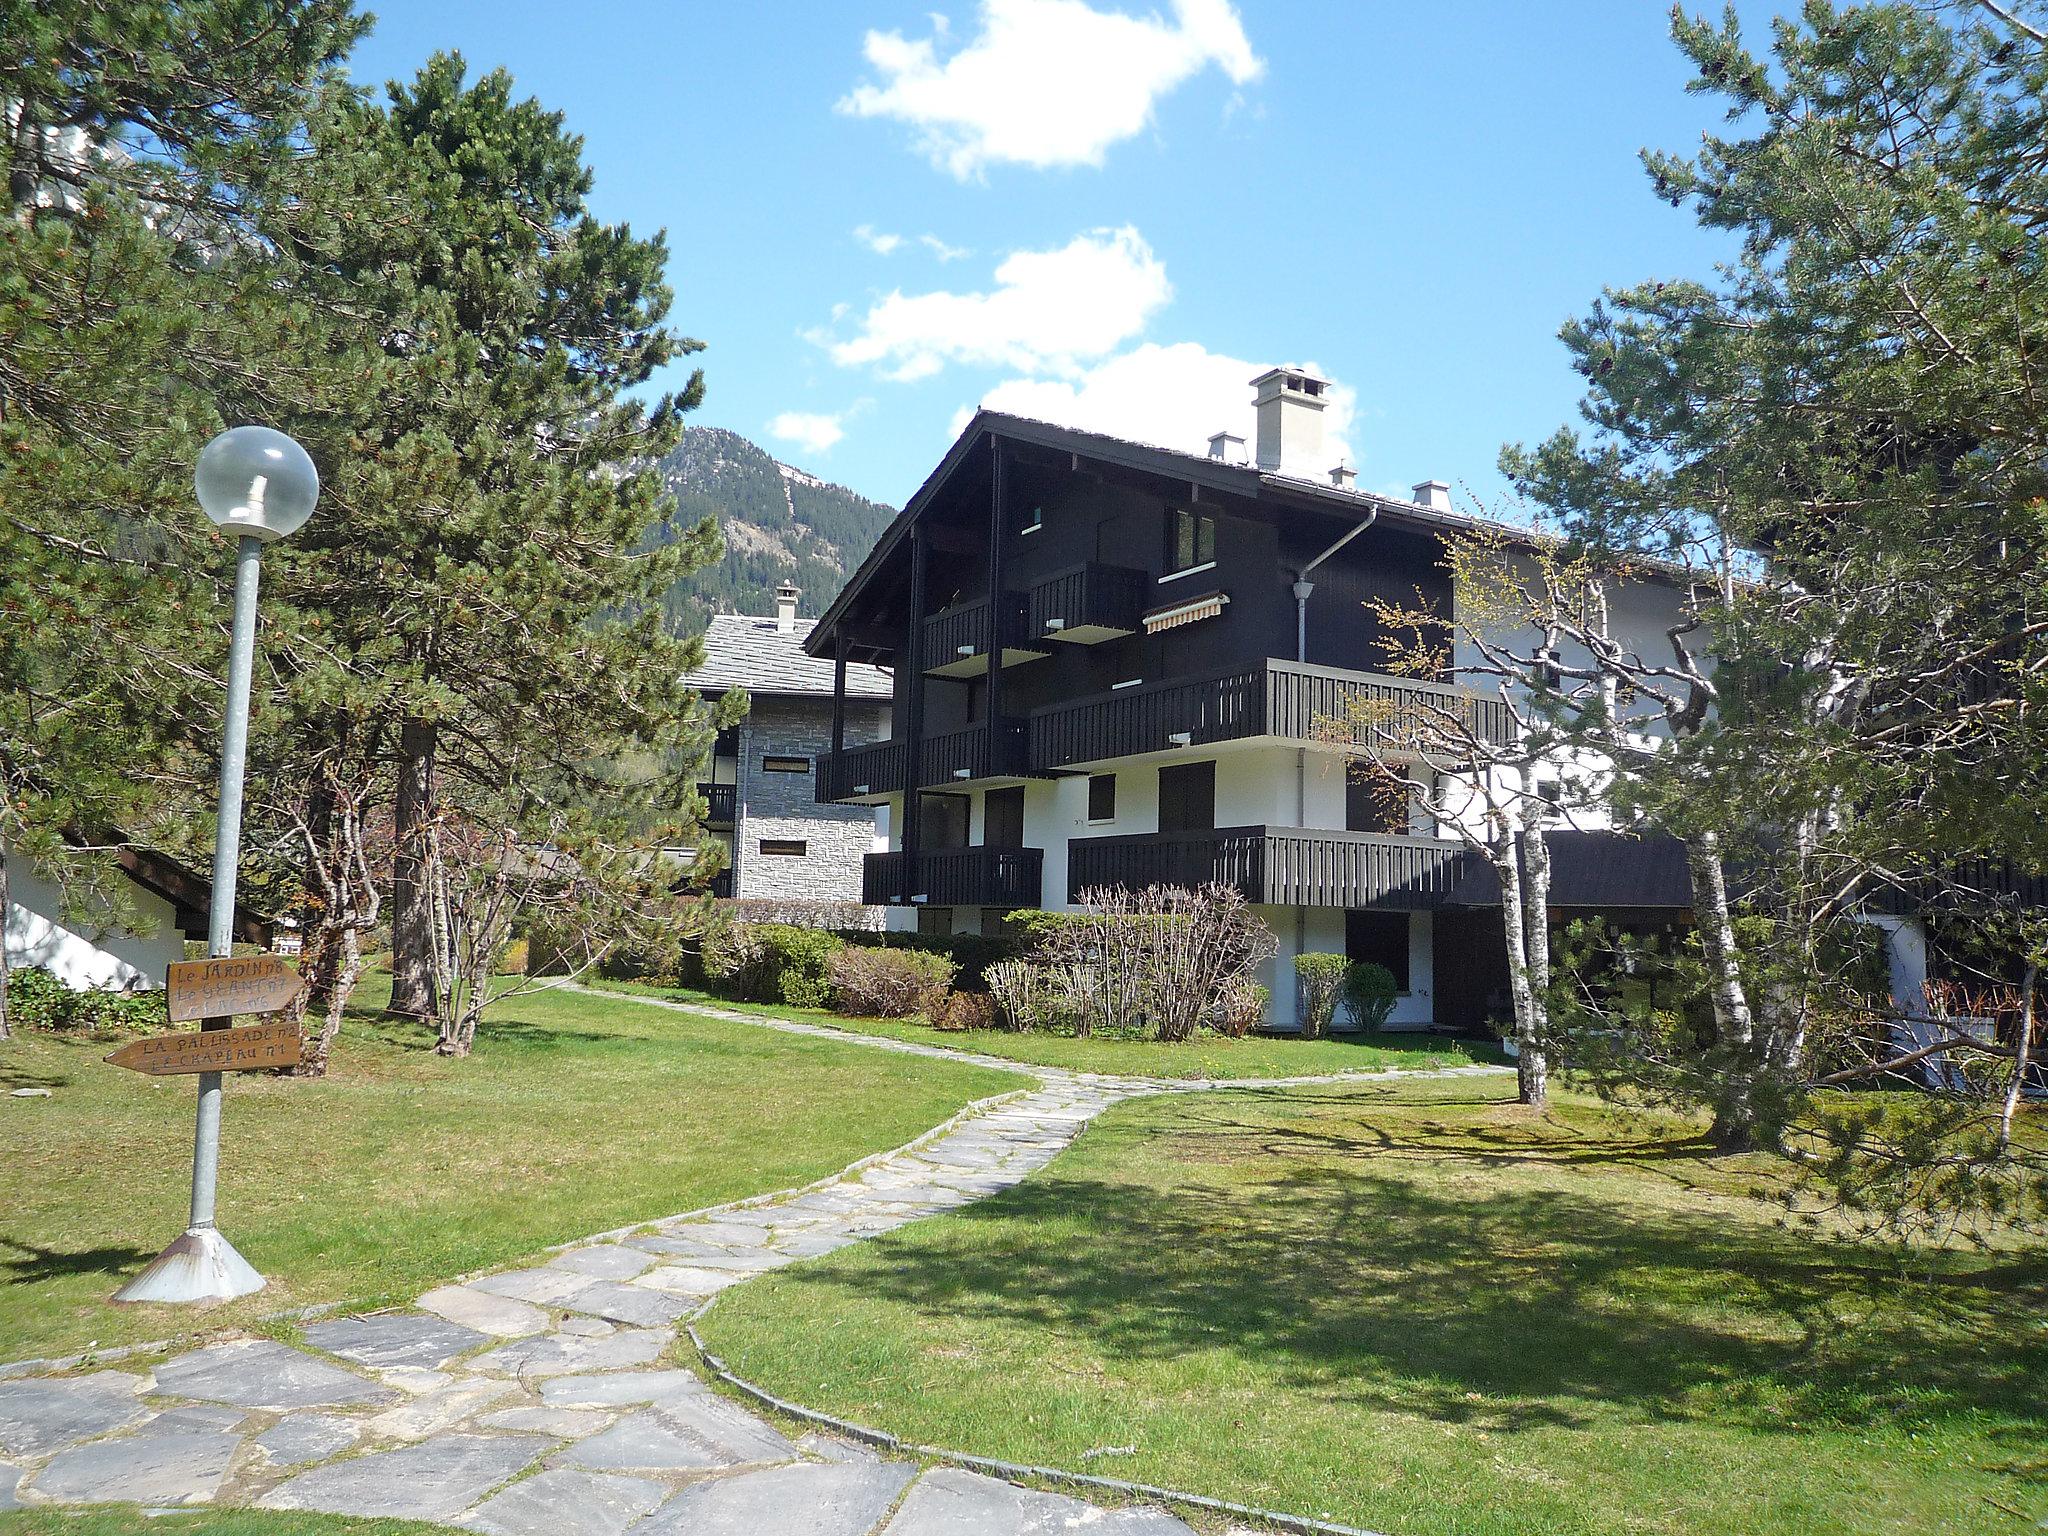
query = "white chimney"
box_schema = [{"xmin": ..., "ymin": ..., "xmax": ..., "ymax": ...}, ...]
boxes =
[
  {"xmin": 1207, "ymin": 430, "xmax": 1247, "ymax": 465},
  {"xmin": 774, "ymin": 580, "xmax": 800, "ymax": 634},
  {"xmin": 1412, "ymin": 479, "xmax": 1453, "ymax": 511},
  {"xmin": 1329, "ymin": 462, "xmax": 1357, "ymax": 489},
  {"xmin": 1250, "ymin": 366, "xmax": 1329, "ymax": 476}
]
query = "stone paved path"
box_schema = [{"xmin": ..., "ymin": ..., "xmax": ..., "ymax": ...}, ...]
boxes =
[{"xmin": 0, "ymin": 989, "xmax": 1506, "ymax": 1534}]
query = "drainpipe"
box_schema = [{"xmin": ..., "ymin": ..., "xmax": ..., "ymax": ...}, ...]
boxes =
[{"xmin": 1291, "ymin": 506, "xmax": 1379, "ymax": 662}]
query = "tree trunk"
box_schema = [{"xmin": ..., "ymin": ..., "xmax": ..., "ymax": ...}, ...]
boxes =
[
  {"xmin": 389, "ymin": 718, "xmax": 437, "ymax": 1018},
  {"xmin": 1518, "ymin": 823, "xmax": 1552, "ymax": 1108},
  {"xmin": 1493, "ymin": 830, "xmax": 1547, "ymax": 1108},
  {"xmin": 1998, "ymin": 961, "xmax": 2037, "ymax": 1153},
  {"xmin": 0, "ymin": 847, "xmax": 12, "ymax": 1041},
  {"xmin": 1687, "ymin": 831, "xmax": 1761, "ymax": 1151}
]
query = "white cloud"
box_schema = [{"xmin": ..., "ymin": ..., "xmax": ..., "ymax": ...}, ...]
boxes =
[
  {"xmin": 840, "ymin": 0, "xmax": 1262, "ymax": 179},
  {"xmin": 767, "ymin": 410, "xmax": 850, "ymax": 456},
  {"xmin": 919, "ymin": 233, "xmax": 972, "ymax": 262},
  {"xmin": 825, "ymin": 225, "xmax": 1169, "ymax": 382},
  {"xmin": 959, "ymin": 341, "xmax": 1356, "ymax": 469},
  {"xmin": 853, "ymin": 224, "xmax": 904, "ymax": 255}
]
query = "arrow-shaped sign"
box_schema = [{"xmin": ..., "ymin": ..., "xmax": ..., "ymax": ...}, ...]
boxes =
[
  {"xmin": 165, "ymin": 955, "xmax": 303, "ymax": 1023},
  {"xmin": 106, "ymin": 1020, "xmax": 304, "ymax": 1076}
]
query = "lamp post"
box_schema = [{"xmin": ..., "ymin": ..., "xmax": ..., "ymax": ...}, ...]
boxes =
[{"xmin": 114, "ymin": 426, "xmax": 318, "ymax": 1305}]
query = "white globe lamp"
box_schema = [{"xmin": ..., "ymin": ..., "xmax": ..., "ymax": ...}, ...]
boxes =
[{"xmin": 195, "ymin": 425, "xmax": 320, "ymax": 543}]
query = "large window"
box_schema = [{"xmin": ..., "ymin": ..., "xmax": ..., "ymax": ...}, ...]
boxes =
[
  {"xmin": 1157, "ymin": 760, "xmax": 1216, "ymax": 833},
  {"xmin": 983, "ymin": 785, "xmax": 1026, "ymax": 848},
  {"xmin": 1346, "ymin": 910, "xmax": 1411, "ymax": 991},
  {"xmin": 1345, "ymin": 770, "xmax": 1409, "ymax": 834},
  {"xmin": 1164, "ymin": 505, "xmax": 1215, "ymax": 577}
]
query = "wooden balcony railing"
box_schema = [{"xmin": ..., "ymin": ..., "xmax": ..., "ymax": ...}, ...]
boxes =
[
  {"xmin": 1066, "ymin": 825, "xmax": 1469, "ymax": 910},
  {"xmin": 1025, "ymin": 562, "xmax": 1149, "ymax": 644},
  {"xmin": 1030, "ymin": 658, "xmax": 1512, "ymax": 770},
  {"xmin": 697, "ymin": 781, "xmax": 736, "ymax": 826},
  {"xmin": 916, "ymin": 719, "xmax": 1029, "ymax": 787},
  {"xmin": 863, "ymin": 846, "xmax": 1044, "ymax": 908},
  {"xmin": 815, "ymin": 739, "xmax": 909, "ymax": 803},
  {"xmin": 922, "ymin": 593, "xmax": 1039, "ymax": 676}
]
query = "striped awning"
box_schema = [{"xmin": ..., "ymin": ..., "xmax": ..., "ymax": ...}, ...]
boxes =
[{"xmin": 1144, "ymin": 590, "xmax": 1229, "ymax": 634}]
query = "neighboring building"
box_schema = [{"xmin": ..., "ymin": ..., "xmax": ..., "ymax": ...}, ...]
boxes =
[
  {"xmin": 4, "ymin": 842, "xmax": 267, "ymax": 991},
  {"xmin": 684, "ymin": 582, "xmax": 893, "ymax": 904},
  {"xmin": 802, "ymin": 367, "xmax": 1906, "ymax": 1032}
]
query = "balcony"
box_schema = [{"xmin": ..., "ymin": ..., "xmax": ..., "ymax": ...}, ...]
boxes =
[
  {"xmin": 863, "ymin": 846, "xmax": 1044, "ymax": 908},
  {"xmin": 697, "ymin": 781, "xmax": 736, "ymax": 827},
  {"xmin": 1029, "ymin": 658, "xmax": 1513, "ymax": 770},
  {"xmin": 922, "ymin": 594, "xmax": 1048, "ymax": 678},
  {"xmin": 816, "ymin": 739, "xmax": 909, "ymax": 804},
  {"xmin": 704, "ymin": 868, "xmax": 734, "ymax": 900},
  {"xmin": 1067, "ymin": 825, "xmax": 1468, "ymax": 910},
  {"xmin": 916, "ymin": 719, "xmax": 1029, "ymax": 787},
  {"xmin": 1025, "ymin": 562, "xmax": 1149, "ymax": 646}
]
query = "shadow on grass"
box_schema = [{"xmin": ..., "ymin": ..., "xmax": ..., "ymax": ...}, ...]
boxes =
[
  {"xmin": 0, "ymin": 1238, "xmax": 154, "ymax": 1287},
  {"xmin": 754, "ymin": 1090, "xmax": 2048, "ymax": 1444}
]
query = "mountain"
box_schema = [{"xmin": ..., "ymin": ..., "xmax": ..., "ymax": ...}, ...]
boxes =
[{"xmin": 650, "ymin": 426, "xmax": 897, "ymax": 631}]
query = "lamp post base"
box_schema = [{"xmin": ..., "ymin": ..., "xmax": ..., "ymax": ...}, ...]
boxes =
[{"xmin": 112, "ymin": 1227, "xmax": 265, "ymax": 1305}]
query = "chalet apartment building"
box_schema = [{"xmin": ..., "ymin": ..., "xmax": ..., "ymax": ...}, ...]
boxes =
[
  {"xmin": 801, "ymin": 369, "xmax": 1929, "ymax": 1032},
  {"xmin": 685, "ymin": 583, "xmax": 892, "ymax": 905}
]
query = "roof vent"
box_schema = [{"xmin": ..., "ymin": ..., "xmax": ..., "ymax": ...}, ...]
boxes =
[
  {"xmin": 1411, "ymin": 479, "xmax": 1453, "ymax": 512},
  {"xmin": 1250, "ymin": 366, "xmax": 1329, "ymax": 477},
  {"xmin": 774, "ymin": 580, "xmax": 801, "ymax": 634},
  {"xmin": 1207, "ymin": 431, "xmax": 1247, "ymax": 465},
  {"xmin": 1329, "ymin": 462, "xmax": 1356, "ymax": 489}
]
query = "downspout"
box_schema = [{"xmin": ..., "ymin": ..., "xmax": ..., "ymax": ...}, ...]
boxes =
[{"xmin": 1291, "ymin": 506, "xmax": 1379, "ymax": 663}]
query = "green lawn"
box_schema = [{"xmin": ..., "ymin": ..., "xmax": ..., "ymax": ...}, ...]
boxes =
[
  {"xmin": 0, "ymin": 1512, "xmax": 454, "ymax": 1536},
  {"xmin": 602, "ymin": 982, "xmax": 1502, "ymax": 1079},
  {"xmin": 697, "ymin": 1075, "xmax": 2048, "ymax": 1536},
  {"xmin": 0, "ymin": 978, "xmax": 1021, "ymax": 1363}
]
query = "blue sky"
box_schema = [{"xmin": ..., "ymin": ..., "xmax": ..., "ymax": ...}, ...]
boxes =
[{"xmin": 346, "ymin": 2, "xmax": 1760, "ymax": 514}]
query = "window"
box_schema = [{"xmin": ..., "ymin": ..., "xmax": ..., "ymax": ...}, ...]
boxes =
[
  {"xmin": 759, "ymin": 838, "xmax": 807, "ymax": 857},
  {"xmin": 762, "ymin": 754, "xmax": 810, "ymax": 774},
  {"xmin": 1346, "ymin": 910, "xmax": 1411, "ymax": 991},
  {"xmin": 1087, "ymin": 773, "xmax": 1117, "ymax": 823},
  {"xmin": 1157, "ymin": 760, "xmax": 1215, "ymax": 833},
  {"xmin": 1020, "ymin": 504, "xmax": 1044, "ymax": 536},
  {"xmin": 984, "ymin": 786, "xmax": 1026, "ymax": 848},
  {"xmin": 1163, "ymin": 505, "xmax": 1215, "ymax": 577},
  {"xmin": 1346, "ymin": 770, "xmax": 1409, "ymax": 834}
]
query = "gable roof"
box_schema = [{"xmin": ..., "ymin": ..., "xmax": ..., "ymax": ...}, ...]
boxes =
[
  {"xmin": 803, "ymin": 409, "xmax": 1552, "ymax": 659},
  {"xmin": 685, "ymin": 611, "xmax": 893, "ymax": 698}
]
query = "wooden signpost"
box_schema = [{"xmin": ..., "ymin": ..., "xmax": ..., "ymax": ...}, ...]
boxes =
[
  {"xmin": 165, "ymin": 955, "xmax": 303, "ymax": 1023},
  {"xmin": 106, "ymin": 1019, "xmax": 304, "ymax": 1076}
]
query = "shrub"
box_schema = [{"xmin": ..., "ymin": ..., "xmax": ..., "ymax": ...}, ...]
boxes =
[
  {"xmin": 926, "ymin": 988, "xmax": 998, "ymax": 1031},
  {"xmin": 498, "ymin": 937, "xmax": 530, "ymax": 977},
  {"xmin": 7, "ymin": 968, "xmax": 167, "ymax": 1034},
  {"xmin": 985, "ymin": 959, "xmax": 1086, "ymax": 1034},
  {"xmin": 1295, "ymin": 952, "xmax": 1350, "ymax": 1040},
  {"xmin": 1342, "ymin": 960, "xmax": 1399, "ymax": 1032},
  {"xmin": 832, "ymin": 928, "xmax": 1020, "ymax": 990},
  {"xmin": 828, "ymin": 946, "xmax": 954, "ymax": 1018},
  {"xmin": 702, "ymin": 923, "xmax": 843, "ymax": 1007},
  {"xmin": 1215, "ymin": 980, "xmax": 1270, "ymax": 1037}
]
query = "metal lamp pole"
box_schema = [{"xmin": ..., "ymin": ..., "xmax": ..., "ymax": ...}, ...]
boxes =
[{"xmin": 114, "ymin": 426, "xmax": 319, "ymax": 1306}]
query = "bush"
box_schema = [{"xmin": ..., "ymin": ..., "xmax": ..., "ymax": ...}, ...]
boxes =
[
  {"xmin": 7, "ymin": 967, "xmax": 167, "ymax": 1034},
  {"xmin": 1342, "ymin": 960, "xmax": 1399, "ymax": 1032},
  {"xmin": 986, "ymin": 959, "xmax": 1084, "ymax": 1034},
  {"xmin": 833, "ymin": 928, "xmax": 1020, "ymax": 991},
  {"xmin": 828, "ymin": 946, "xmax": 955, "ymax": 1018},
  {"xmin": 1295, "ymin": 952, "xmax": 1350, "ymax": 1040},
  {"xmin": 498, "ymin": 937, "xmax": 530, "ymax": 977},
  {"xmin": 704, "ymin": 923, "xmax": 843, "ymax": 1007},
  {"xmin": 925, "ymin": 988, "xmax": 998, "ymax": 1032},
  {"xmin": 1215, "ymin": 980, "xmax": 1270, "ymax": 1038}
]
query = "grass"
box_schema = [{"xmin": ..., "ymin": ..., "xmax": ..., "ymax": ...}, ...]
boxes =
[
  {"xmin": 697, "ymin": 1074, "xmax": 2048, "ymax": 1536},
  {"xmin": 0, "ymin": 977, "xmax": 1021, "ymax": 1364},
  {"xmin": 0, "ymin": 1512, "xmax": 455, "ymax": 1536},
  {"xmin": 601, "ymin": 981, "xmax": 1503, "ymax": 1079}
]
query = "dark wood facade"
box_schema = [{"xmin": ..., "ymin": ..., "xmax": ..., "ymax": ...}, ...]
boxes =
[{"xmin": 1068, "ymin": 825, "xmax": 1467, "ymax": 909}]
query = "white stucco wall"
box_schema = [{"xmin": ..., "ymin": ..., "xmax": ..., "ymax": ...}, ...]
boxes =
[{"xmin": 4, "ymin": 850, "xmax": 183, "ymax": 991}]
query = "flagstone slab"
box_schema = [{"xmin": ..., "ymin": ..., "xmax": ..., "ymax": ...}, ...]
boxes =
[
  {"xmin": 380, "ymin": 1367, "xmax": 455, "ymax": 1395},
  {"xmin": 254, "ymin": 1413, "xmax": 363, "ymax": 1468},
  {"xmin": 0, "ymin": 1463, "xmax": 21, "ymax": 1510},
  {"xmin": 555, "ymin": 1317, "xmax": 615, "ymax": 1338},
  {"xmin": 546, "ymin": 1246, "xmax": 657, "ymax": 1281},
  {"xmin": 554, "ymin": 1280, "xmax": 695, "ymax": 1328},
  {"xmin": 132, "ymin": 1403, "xmax": 250, "ymax": 1437},
  {"xmin": 365, "ymin": 1379, "xmax": 519, "ymax": 1442},
  {"xmin": 475, "ymin": 1405, "xmax": 615, "ymax": 1438},
  {"xmin": 259, "ymin": 1432, "xmax": 549, "ymax": 1522},
  {"xmin": 0, "ymin": 1371, "xmax": 149, "ymax": 1456},
  {"xmin": 154, "ymin": 1340, "xmax": 394, "ymax": 1412},
  {"xmin": 463, "ymin": 1467, "xmax": 667, "ymax": 1536},
  {"xmin": 467, "ymin": 1268, "xmax": 595, "ymax": 1306},
  {"xmin": 468, "ymin": 1329, "xmax": 668, "ymax": 1380},
  {"xmin": 304, "ymin": 1313, "xmax": 490, "ymax": 1371},
  {"xmin": 881, "ymin": 1467, "xmax": 1198, "ymax": 1536},
  {"xmin": 632, "ymin": 1265, "xmax": 745, "ymax": 1297},
  {"xmin": 553, "ymin": 1393, "xmax": 794, "ymax": 1475},
  {"xmin": 638, "ymin": 1456, "xmax": 917, "ymax": 1536},
  {"xmin": 31, "ymin": 1430, "xmax": 241, "ymax": 1506},
  {"xmin": 419, "ymin": 1285, "xmax": 551, "ymax": 1339},
  {"xmin": 536, "ymin": 1370, "xmax": 705, "ymax": 1409}
]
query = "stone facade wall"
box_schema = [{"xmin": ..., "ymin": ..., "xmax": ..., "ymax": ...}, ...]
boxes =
[{"xmin": 733, "ymin": 695, "xmax": 887, "ymax": 905}]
